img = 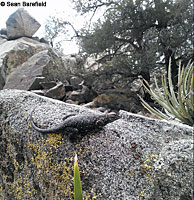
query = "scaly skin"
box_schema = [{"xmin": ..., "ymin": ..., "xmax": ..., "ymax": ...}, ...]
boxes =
[{"xmin": 30, "ymin": 110, "xmax": 119, "ymax": 134}]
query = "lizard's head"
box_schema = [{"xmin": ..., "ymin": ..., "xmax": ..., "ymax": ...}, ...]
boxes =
[
  {"xmin": 96, "ymin": 112, "xmax": 119, "ymax": 127},
  {"xmin": 106, "ymin": 112, "xmax": 120, "ymax": 121}
]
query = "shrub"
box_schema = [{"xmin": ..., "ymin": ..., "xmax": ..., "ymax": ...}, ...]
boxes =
[{"xmin": 139, "ymin": 59, "xmax": 194, "ymax": 126}]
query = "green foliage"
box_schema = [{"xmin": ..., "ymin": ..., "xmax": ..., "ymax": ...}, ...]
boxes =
[
  {"xmin": 139, "ymin": 59, "xmax": 194, "ymax": 126},
  {"xmin": 74, "ymin": 154, "xmax": 83, "ymax": 200},
  {"xmin": 76, "ymin": 0, "xmax": 193, "ymax": 87},
  {"xmin": 45, "ymin": 0, "xmax": 193, "ymax": 91}
]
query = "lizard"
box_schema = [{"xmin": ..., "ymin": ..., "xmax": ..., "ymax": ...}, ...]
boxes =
[{"xmin": 29, "ymin": 109, "xmax": 119, "ymax": 134}]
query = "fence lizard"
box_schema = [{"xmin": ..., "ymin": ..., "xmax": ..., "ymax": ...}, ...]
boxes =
[{"xmin": 30, "ymin": 109, "xmax": 119, "ymax": 134}]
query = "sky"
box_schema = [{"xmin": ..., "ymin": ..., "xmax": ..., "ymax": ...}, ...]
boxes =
[{"xmin": 0, "ymin": 0, "xmax": 85, "ymax": 54}]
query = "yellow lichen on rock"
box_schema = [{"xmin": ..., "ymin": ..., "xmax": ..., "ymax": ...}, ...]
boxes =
[
  {"xmin": 28, "ymin": 135, "xmax": 74, "ymax": 199},
  {"xmin": 46, "ymin": 133, "xmax": 62, "ymax": 149}
]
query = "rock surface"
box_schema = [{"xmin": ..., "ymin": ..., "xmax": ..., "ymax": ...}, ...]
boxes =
[
  {"xmin": 0, "ymin": 37, "xmax": 48, "ymax": 89},
  {"xmin": 69, "ymin": 76, "xmax": 82, "ymax": 90},
  {"xmin": 0, "ymin": 35, "xmax": 99, "ymax": 106},
  {"xmin": 0, "ymin": 35, "xmax": 7, "ymax": 45},
  {"xmin": 6, "ymin": 8, "xmax": 41, "ymax": 39},
  {"xmin": 3, "ymin": 48, "xmax": 64, "ymax": 90},
  {"xmin": 45, "ymin": 81, "xmax": 66, "ymax": 99},
  {"xmin": 67, "ymin": 85, "xmax": 97, "ymax": 104},
  {"xmin": 0, "ymin": 89, "xmax": 193, "ymax": 200},
  {"xmin": 150, "ymin": 139, "xmax": 193, "ymax": 200},
  {"xmin": 0, "ymin": 32, "xmax": 141, "ymax": 112}
]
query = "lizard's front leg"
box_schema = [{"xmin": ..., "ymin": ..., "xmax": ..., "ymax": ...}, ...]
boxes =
[{"xmin": 64, "ymin": 127, "xmax": 80, "ymax": 142}]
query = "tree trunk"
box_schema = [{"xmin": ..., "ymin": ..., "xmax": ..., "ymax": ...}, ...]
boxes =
[{"xmin": 140, "ymin": 70, "xmax": 153, "ymax": 102}]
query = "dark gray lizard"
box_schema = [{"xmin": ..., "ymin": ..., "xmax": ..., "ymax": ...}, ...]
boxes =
[{"xmin": 30, "ymin": 109, "xmax": 119, "ymax": 134}]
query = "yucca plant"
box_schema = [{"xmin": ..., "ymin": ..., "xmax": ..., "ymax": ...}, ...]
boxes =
[
  {"xmin": 139, "ymin": 59, "xmax": 194, "ymax": 126},
  {"xmin": 74, "ymin": 153, "xmax": 83, "ymax": 200}
]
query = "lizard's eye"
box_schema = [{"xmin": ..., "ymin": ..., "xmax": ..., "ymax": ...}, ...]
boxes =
[{"xmin": 96, "ymin": 119, "xmax": 103, "ymax": 127}]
